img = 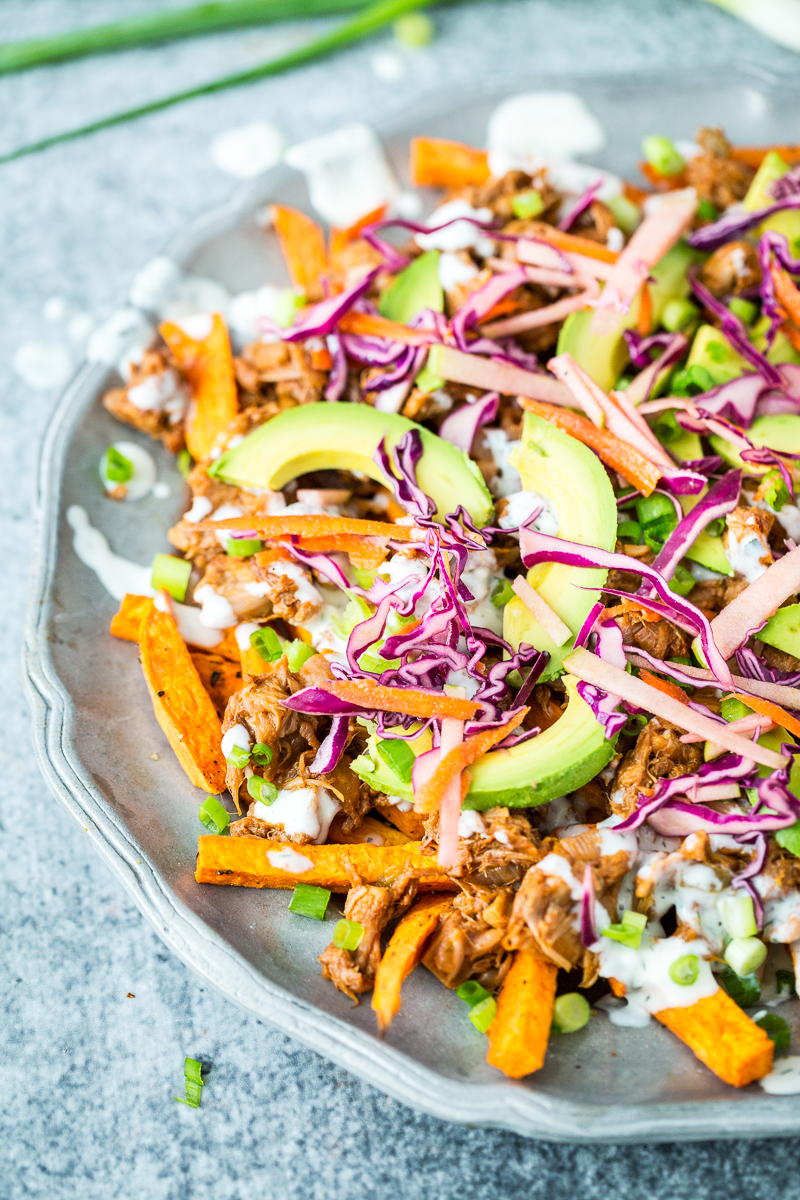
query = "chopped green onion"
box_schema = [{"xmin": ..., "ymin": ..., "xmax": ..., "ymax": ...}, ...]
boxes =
[
  {"xmin": 511, "ymin": 189, "xmax": 544, "ymax": 220},
  {"xmin": 759, "ymin": 467, "xmax": 791, "ymax": 512},
  {"xmin": 668, "ymin": 953, "xmax": 700, "ymax": 987},
  {"xmin": 275, "ymin": 288, "xmax": 306, "ymax": 328},
  {"xmin": 704, "ymin": 516, "xmax": 725, "ymax": 538},
  {"xmin": 251, "ymin": 743, "xmax": 273, "ymax": 767},
  {"xmin": 669, "ymin": 564, "xmax": 695, "ymax": 598},
  {"xmin": 776, "ymin": 968, "xmax": 796, "ymax": 995},
  {"xmin": 490, "ymin": 578, "xmax": 515, "ymax": 607},
  {"xmin": 198, "ymin": 795, "xmax": 230, "ymax": 835},
  {"xmin": 652, "ymin": 409, "xmax": 682, "ymax": 444},
  {"xmin": 227, "ymin": 537, "xmax": 263, "ymax": 557},
  {"xmin": 353, "ymin": 566, "xmax": 378, "ymax": 589},
  {"xmin": 755, "ymin": 1012, "xmax": 791, "ymax": 1053},
  {"xmin": 174, "ymin": 1056, "xmax": 204, "ymax": 1107},
  {"xmin": 720, "ymin": 695, "xmax": 753, "ymax": 722},
  {"xmin": 725, "ymin": 936, "xmax": 767, "ymax": 977},
  {"xmin": 706, "ymin": 340, "xmax": 728, "ymax": 364},
  {"xmin": 289, "ymin": 882, "xmax": 331, "ymax": 920},
  {"xmin": 332, "ymin": 594, "xmax": 374, "ymax": 639},
  {"xmin": 661, "ymin": 297, "xmax": 699, "ymax": 333},
  {"xmin": 285, "ymin": 639, "xmax": 315, "ymax": 673},
  {"xmin": 376, "ymin": 737, "xmax": 416, "ymax": 783},
  {"xmin": 176, "ymin": 449, "xmax": 193, "ymax": 479},
  {"xmin": 151, "ymin": 553, "xmax": 191, "ymax": 602},
  {"xmin": 393, "ymin": 10, "xmax": 434, "ymax": 45},
  {"xmin": 635, "ymin": 492, "xmax": 676, "ymax": 526},
  {"xmin": 225, "ymin": 743, "xmax": 251, "ymax": 769},
  {"xmin": 247, "ymin": 775, "xmax": 278, "ymax": 806},
  {"xmin": 642, "ymin": 135, "xmax": 686, "ymax": 177},
  {"xmin": 333, "ymin": 918, "xmax": 364, "ymax": 950},
  {"xmin": 617, "ymin": 520, "xmax": 642, "ymax": 541},
  {"xmin": 719, "ymin": 966, "xmax": 761, "ymax": 1008},
  {"xmin": 602, "ymin": 909, "xmax": 647, "ymax": 950},
  {"xmin": 729, "ymin": 296, "xmax": 758, "ymax": 326},
  {"xmin": 413, "ymin": 360, "xmax": 445, "ymax": 395},
  {"xmin": 250, "ymin": 626, "xmax": 284, "ymax": 663},
  {"xmin": 623, "ymin": 712, "xmax": 648, "ymax": 737},
  {"xmin": 671, "ymin": 364, "xmax": 716, "ymax": 397},
  {"xmin": 468, "ymin": 996, "xmax": 497, "ymax": 1033},
  {"xmin": 552, "ymin": 992, "xmax": 591, "ymax": 1033},
  {"xmin": 457, "ymin": 980, "xmax": 492, "ymax": 1007},
  {"xmin": 101, "ymin": 445, "xmax": 134, "ymax": 484},
  {"xmin": 614, "ymin": 372, "xmax": 636, "ymax": 391},
  {"xmin": 608, "ymin": 194, "xmax": 641, "ymax": 234},
  {"xmin": 697, "ymin": 198, "xmax": 719, "ymax": 222},
  {"xmin": 718, "ymin": 893, "xmax": 758, "ymax": 940}
]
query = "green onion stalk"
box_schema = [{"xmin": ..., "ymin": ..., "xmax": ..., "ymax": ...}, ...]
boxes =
[{"xmin": 0, "ymin": 0, "xmax": 432, "ymax": 166}]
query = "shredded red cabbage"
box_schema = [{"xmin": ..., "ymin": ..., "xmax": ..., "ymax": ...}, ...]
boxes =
[
  {"xmin": 623, "ymin": 329, "xmax": 680, "ymax": 369},
  {"xmin": 691, "ymin": 374, "xmax": 768, "ymax": 428},
  {"xmin": 689, "ymin": 271, "xmax": 783, "ymax": 388},
  {"xmin": 324, "ymin": 333, "xmax": 348, "ymax": 402},
  {"xmin": 559, "ymin": 179, "xmax": 603, "ymax": 232},
  {"xmin": 645, "ymin": 470, "xmax": 741, "ymax": 585},
  {"xmin": 260, "ymin": 269, "xmax": 378, "ymax": 341},
  {"xmin": 439, "ymin": 393, "xmax": 499, "ymax": 452},
  {"xmin": 688, "ymin": 195, "xmax": 800, "ymax": 251},
  {"xmin": 309, "ymin": 715, "xmax": 350, "ymax": 774}
]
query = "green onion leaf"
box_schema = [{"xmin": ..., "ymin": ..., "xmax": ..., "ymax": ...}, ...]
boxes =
[
  {"xmin": 393, "ymin": 10, "xmax": 434, "ymax": 45},
  {"xmin": 174, "ymin": 1056, "xmax": 204, "ymax": 1107},
  {"xmin": 755, "ymin": 1012, "xmax": 791, "ymax": 1053},
  {"xmin": 669, "ymin": 564, "xmax": 695, "ymax": 598},
  {"xmin": 511, "ymin": 189, "xmax": 544, "ymax": 220},
  {"xmin": 668, "ymin": 953, "xmax": 700, "ymax": 987},
  {"xmin": 225, "ymin": 743, "xmax": 251, "ymax": 769},
  {"xmin": 285, "ymin": 639, "xmax": 316, "ymax": 673},
  {"xmin": 724, "ymin": 936, "xmax": 767, "ymax": 977},
  {"xmin": 602, "ymin": 909, "xmax": 647, "ymax": 950},
  {"xmin": 177, "ymin": 449, "xmax": 193, "ymax": 479},
  {"xmin": 151, "ymin": 553, "xmax": 191, "ymax": 602},
  {"xmin": 456, "ymin": 980, "xmax": 492, "ymax": 1008},
  {"xmin": 661, "ymin": 297, "xmax": 699, "ymax": 333},
  {"xmin": 251, "ymin": 626, "xmax": 284, "ymax": 663},
  {"xmin": 635, "ymin": 492, "xmax": 677, "ymax": 526},
  {"xmin": 247, "ymin": 775, "xmax": 278, "ymax": 806},
  {"xmin": 671, "ymin": 364, "xmax": 716, "ymax": 397},
  {"xmin": 642, "ymin": 134, "xmax": 686, "ymax": 177},
  {"xmin": 697, "ymin": 198, "xmax": 719, "ymax": 222},
  {"xmin": 718, "ymin": 893, "xmax": 758, "ymax": 940},
  {"xmin": 289, "ymin": 882, "xmax": 331, "ymax": 921},
  {"xmin": 490, "ymin": 578, "xmax": 515, "ymax": 607},
  {"xmin": 468, "ymin": 996, "xmax": 497, "ymax": 1033},
  {"xmin": 376, "ymin": 737, "xmax": 416, "ymax": 783},
  {"xmin": 552, "ymin": 992, "xmax": 591, "ymax": 1033},
  {"xmin": 652, "ymin": 409, "xmax": 682, "ymax": 445},
  {"xmin": 227, "ymin": 537, "xmax": 263, "ymax": 557},
  {"xmin": 101, "ymin": 445, "xmax": 134, "ymax": 484},
  {"xmin": 718, "ymin": 966, "xmax": 761, "ymax": 1008},
  {"xmin": 720, "ymin": 695, "xmax": 753, "ymax": 723},
  {"xmin": 198, "ymin": 795, "xmax": 230, "ymax": 835},
  {"xmin": 251, "ymin": 742, "xmax": 273, "ymax": 767},
  {"xmin": 616, "ymin": 519, "xmax": 642, "ymax": 542},
  {"xmin": 275, "ymin": 287, "xmax": 306, "ymax": 328},
  {"xmin": 333, "ymin": 918, "xmax": 364, "ymax": 950},
  {"xmin": 608, "ymin": 194, "xmax": 641, "ymax": 234},
  {"xmin": 728, "ymin": 296, "xmax": 758, "ymax": 326},
  {"xmin": 706, "ymin": 340, "xmax": 728, "ymax": 364},
  {"xmin": 414, "ymin": 360, "xmax": 446, "ymax": 395},
  {"xmin": 776, "ymin": 968, "xmax": 796, "ymax": 996}
]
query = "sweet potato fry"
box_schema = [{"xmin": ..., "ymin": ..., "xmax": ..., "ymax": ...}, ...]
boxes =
[
  {"xmin": 327, "ymin": 813, "xmax": 416, "ymax": 847},
  {"xmin": 110, "ymin": 593, "xmax": 153, "ymax": 641},
  {"xmin": 374, "ymin": 803, "xmax": 426, "ymax": 840},
  {"xmin": 372, "ymin": 895, "xmax": 453, "ymax": 1034},
  {"xmin": 195, "ymin": 837, "xmax": 456, "ymax": 891},
  {"xmin": 160, "ymin": 314, "xmax": 238, "ymax": 462},
  {"xmin": 656, "ymin": 988, "xmax": 774, "ymax": 1087},
  {"xmin": 410, "ymin": 137, "xmax": 490, "ymax": 187},
  {"xmin": 189, "ymin": 651, "xmax": 243, "ymax": 719},
  {"xmin": 486, "ymin": 950, "xmax": 559, "ymax": 1078},
  {"xmin": 140, "ymin": 596, "xmax": 226, "ymax": 793},
  {"xmin": 271, "ymin": 204, "xmax": 329, "ymax": 293}
]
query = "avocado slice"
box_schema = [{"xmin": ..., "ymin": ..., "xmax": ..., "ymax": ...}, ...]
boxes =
[
  {"xmin": 350, "ymin": 676, "xmax": 615, "ymax": 809},
  {"xmin": 210, "ymin": 402, "xmax": 493, "ymax": 526},
  {"xmin": 502, "ymin": 412, "xmax": 617, "ymax": 678},
  {"xmin": 757, "ymin": 603, "xmax": 800, "ymax": 659},
  {"xmin": 743, "ymin": 150, "xmax": 800, "ymax": 250},
  {"xmin": 557, "ymin": 241, "xmax": 695, "ymax": 391},
  {"xmin": 710, "ymin": 413, "xmax": 800, "ymax": 475},
  {"xmin": 686, "ymin": 324, "xmax": 800, "ymax": 386},
  {"xmin": 378, "ymin": 250, "xmax": 443, "ymax": 325}
]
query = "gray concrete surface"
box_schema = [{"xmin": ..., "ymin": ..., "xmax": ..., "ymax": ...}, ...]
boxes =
[{"xmin": 5, "ymin": 1, "xmax": 800, "ymax": 1196}]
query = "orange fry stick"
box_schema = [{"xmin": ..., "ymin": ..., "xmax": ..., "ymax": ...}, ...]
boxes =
[
  {"xmin": 315, "ymin": 679, "xmax": 479, "ymax": 720},
  {"xmin": 640, "ymin": 669, "xmax": 690, "ymax": 705},
  {"xmin": 110, "ymin": 594, "xmax": 154, "ymax": 641},
  {"xmin": 337, "ymin": 309, "xmax": 434, "ymax": 346},
  {"xmin": 195, "ymin": 837, "xmax": 456, "ymax": 891},
  {"xmin": 198, "ymin": 514, "xmax": 421, "ymax": 541},
  {"xmin": 486, "ymin": 950, "xmax": 559, "ymax": 1078},
  {"xmin": 139, "ymin": 595, "xmax": 226, "ymax": 793},
  {"xmin": 271, "ymin": 204, "xmax": 328, "ymax": 292},
  {"xmin": 413, "ymin": 709, "xmax": 528, "ymax": 813},
  {"xmin": 519, "ymin": 397, "xmax": 662, "ymax": 496},
  {"xmin": 372, "ymin": 895, "xmax": 453, "ymax": 1034},
  {"xmin": 728, "ymin": 691, "xmax": 800, "ymax": 740},
  {"xmin": 160, "ymin": 314, "xmax": 238, "ymax": 462},
  {"xmin": 656, "ymin": 988, "xmax": 774, "ymax": 1087},
  {"xmin": 410, "ymin": 137, "xmax": 490, "ymax": 187},
  {"xmin": 329, "ymin": 204, "xmax": 387, "ymax": 265}
]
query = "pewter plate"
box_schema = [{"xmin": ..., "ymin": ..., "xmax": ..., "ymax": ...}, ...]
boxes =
[{"xmin": 24, "ymin": 67, "xmax": 800, "ymax": 1141}]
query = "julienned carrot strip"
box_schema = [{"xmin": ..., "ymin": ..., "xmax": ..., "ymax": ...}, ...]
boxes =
[
  {"xmin": 409, "ymin": 137, "xmax": 490, "ymax": 188},
  {"xmin": 783, "ymin": 321, "xmax": 800, "ymax": 354},
  {"xmin": 486, "ymin": 950, "xmax": 558, "ymax": 1079},
  {"xmin": 329, "ymin": 204, "xmax": 387, "ymax": 265},
  {"xmin": 729, "ymin": 691, "xmax": 800, "ymax": 740},
  {"xmin": 372, "ymin": 895, "xmax": 453, "ymax": 1034},
  {"xmin": 770, "ymin": 264, "xmax": 800, "ymax": 328},
  {"xmin": 637, "ymin": 282, "xmax": 652, "ymax": 334},
  {"xmin": 731, "ymin": 145, "xmax": 800, "ymax": 169},
  {"xmin": 640, "ymin": 669, "xmax": 690, "ymax": 705},
  {"xmin": 198, "ymin": 514, "xmax": 422, "ymax": 542},
  {"xmin": 413, "ymin": 709, "xmax": 528, "ymax": 813},
  {"xmin": 271, "ymin": 204, "xmax": 328, "ymax": 292},
  {"xmin": 535, "ymin": 227, "xmax": 619, "ymax": 264},
  {"xmin": 291, "ymin": 536, "xmax": 389, "ymax": 569},
  {"xmin": 656, "ymin": 989, "xmax": 774, "ymax": 1087},
  {"xmin": 519, "ymin": 397, "xmax": 662, "ymax": 496},
  {"xmin": 337, "ymin": 309, "xmax": 433, "ymax": 346},
  {"xmin": 160, "ymin": 314, "xmax": 239, "ymax": 462},
  {"xmin": 110, "ymin": 594, "xmax": 154, "ymax": 641},
  {"xmin": 318, "ymin": 679, "xmax": 479, "ymax": 719}
]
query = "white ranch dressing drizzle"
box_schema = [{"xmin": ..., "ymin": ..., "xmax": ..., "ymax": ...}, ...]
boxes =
[
  {"xmin": 193, "ymin": 585, "xmax": 237, "ymax": 630},
  {"xmin": 597, "ymin": 935, "xmax": 718, "ymax": 1028},
  {"xmin": 416, "ymin": 199, "xmax": 495, "ymax": 256},
  {"xmin": 486, "ymin": 91, "xmax": 606, "ymax": 177},
  {"xmin": 438, "ymin": 252, "xmax": 479, "ymax": 292},
  {"xmin": 209, "ymin": 121, "xmax": 285, "ymax": 180},
  {"xmin": 481, "ymin": 428, "xmax": 522, "ymax": 497},
  {"xmin": 267, "ymin": 560, "xmax": 323, "ymax": 608},
  {"xmin": 253, "ymin": 786, "xmax": 340, "ymax": 843},
  {"xmin": 66, "ymin": 505, "xmax": 154, "ymax": 600},
  {"xmin": 100, "ymin": 441, "xmax": 157, "ymax": 501},
  {"xmin": 235, "ymin": 621, "xmax": 260, "ymax": 651},
  {"xmin": 760, "ymin": 1057, "xmax": 800, "ymax": 1094},
  {"xmin": 127, "ymin": 369, "xmax": 187, "ymax": 424},
  {"xmin": 153, "ymin": 592, "xmax": 223, "ymax": 648},
  {"xmin": 499, "ymin": 490, "xmax": 560, "ymax": 535},
  {"xmin": 267, "ymin": 847, "xmax": 314, "ymax": 873},
  {"xmin": 221, "ymin": 724, "xmax": 252, "ymax": 759},
  {"xmin": 458, "ymin": 810, "xmax": 486, "ymax": 838},
  {"xmin": 184, "ymin": 495, "xmax": 214, "ymax": 524},
  {"xmin": 285, "ymin": 123, "xmax": 398, "ymax": 229}
]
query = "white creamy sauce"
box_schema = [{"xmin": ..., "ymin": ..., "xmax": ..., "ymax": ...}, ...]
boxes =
[
  {"xmin": 499, "ymin": 489, "xmax": 560, "ymax": 535},
  {"xmin": 183, "ymin": 495, "xmax": 214, "ymax": 524},
  {"xmin": 597, "ymin": 824, "xmax": 639, "ymax": 860},
  {"xmin": 176, "ymin": 312, "xmax": 215, "ymax": 342},
  {"xmin": 193, "ymin": 585, "xmax": 237, "ymax": 630},
  {"xmin": 486, "ymin": 91, "xmax": 606, "ymax": 177},
  {"xmin": 66, "ymin": 505, "xmax": 154, "ymax": 600},
  {"xmin": 460, "ymin": 548, "xmax": 504, "ymax": 635},
  {"xmin": 235, "ymin": 621, "xmax": 260, "ymax": 651},
  {"xmin": 445, "ymin": 667, "xmax": 481, "ymax": 698},
  {"xmin": 87, "ymin": 307, "xmax": 155, "ymax": 377},
  {"xmin": 285, "ymin": 123, "xmax": 399, "ymax": 229},
  {"xmin": 775, "ymin": 503, "xmax": 800, "ymax": 543},
  {"xmin": 689, "ymin": 560, "xmax": 727, "ymax": 582},
  {"xmin": 546, "ymin": 161, "xmax": 622, "ymax": 204},
  {"xmin": 12, "ymin": 341, "xmax": 73, "ymax": 391},
  {"xmin": 166, "ymin": 598, "xmax": 224, "ymax": 648},
  {"xmin": 755, "ymin": 872, "xmax": 800, "ymax": 944},
  {"xmin": 385, "ymin": 794, "xmax": 414, "ymax": 812},
  {"xmin": 482, "ymin": 428, "xmax": 522, "ymax": 497},
  {"xmin": 537, "ymin": 853, "xmax": 584, "ymax": 900},
  {"xmin": 392, "ymin": 191, "xmax": 424, "ymax": 220},
  {"xmin": 254, "ymin": 786, "xmax": 340, "ymax": 843},
  {"xmin": 266, "ymin": 847, "xmax": 314, "ymax": 873},
  {"xmin": 725, "ymin": 529, "xmax": 770, "ymax": 583},
  {"xmin": 416, "ymin": 199, "xmax": 495, "ymax": 257},
  {"xmin": 100, "ymin": 441, "xmax": 157, "ymax": 501},
  {"xmin": 129, "ymin": 256, "xmax": 182, "ymax": 312},
  {"xmin": 598, "ymin": 935, "xmax": 718, "ymax": 1026},
  {"xmin": 300, "ymin": 585, "xmax": 350, "ymax": 655},
  {"xmin": 127, "ymin": 368, "xmax": 187, "ymax": 424},
  {"xmin": 209, "ymin": 121, "xmax": 285, "ymax": 179},
  {"xmin": 268, "ymin": 560, "xmax": 322, "ymax": 608},
  {"xmin": 458, "ymin": 809, "xmax": 487, "ymax": 838},
  {"xmin": 438, "ymin": 251, "xmax": 480, "ymax": 292},
  {"xmin": 371, "ymin": 51, "xmax": 405, "ymax": 82},
  {"xmin": 211, "ymin": 502, "xmax": 244, "ymax": 545},
  {"xmin": 152, "ymin": 482, "xmax": 171, "ymax": 500},
  {"xmin": 221, "ymin": 723, "xmax": 252, "ymax": 759},
  {"xmin": 760, "ymin": 1057, "xmax": 800, "ymax": 1094},
  {"xmin": 226, "ymin": 284, "xmax": 283, "ymax": 346},
  {"xmin": 494, "ymin": 829, "xmax": 511, "ymax": 845},
  {"xmin": 161, "ymin": 277, "xmax": 230, "ymax": 324},
  {"xmin": 606, "ymin": 227, "xmax": 624, "ymax": 253}
]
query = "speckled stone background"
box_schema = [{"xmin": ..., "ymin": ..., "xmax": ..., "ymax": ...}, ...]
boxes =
[{"xmin": 6, "ymin": 1, "xmax": 800, "ymax": 1196}]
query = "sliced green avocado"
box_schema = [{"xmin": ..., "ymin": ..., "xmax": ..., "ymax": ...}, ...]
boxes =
[
  {"xmin": 378, "ymin": 250, "xmax": 443, "ymax": 324},
  {"xmin": 502, "ymin": 412, "xmax": 617, "ymax": 678},
  {"xmin": 209, "ymin": 402, "xmax": 493, "ymax": 526},
  {"xmin": 758, "ymin": 604, "xmax": 800, "ymax": 659},
  {"xmin": 678, "ymin": 489, "xmax": 732, "ymax": 577},
  {"xmin": 557, "ymin": 241, "xmax": 695, "ymax": 391},
  {"xmin": 350, "ymin": 676, "xmax": 615, "ymax": 809},
  {"xmin": 686, "ymin": 324, "xmax": 749, "ymax": 386},
  {"xmin": 743, "ymin": 150, "xmax": 800, "ymax": 249},
  {"xmin": 711, "ymin": 413, "xmax": 800, "ymax": 475}
]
